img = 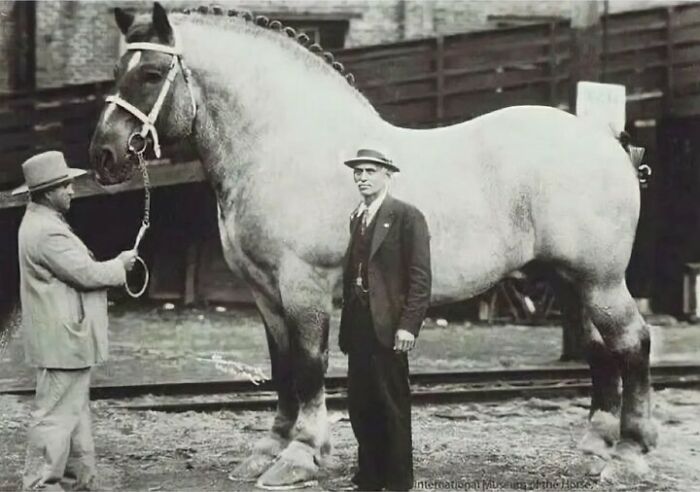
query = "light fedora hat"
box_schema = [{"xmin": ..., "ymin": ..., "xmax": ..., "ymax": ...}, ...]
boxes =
[
  {"xmin": 12, "ymin": 151, "xmax": 87, "ymax": 196},
  {"xmin": 344, "ymin": 148, "xmax": 400, "ymax": 173}
]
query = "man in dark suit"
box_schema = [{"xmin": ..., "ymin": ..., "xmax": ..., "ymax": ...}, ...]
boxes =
[{"xmin": 339, "ymin": 148, "xmax": 431, "ymax": 491}]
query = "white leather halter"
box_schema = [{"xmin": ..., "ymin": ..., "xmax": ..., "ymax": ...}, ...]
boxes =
[{"xmin": 105, "ymin": 37, "xmax": 197, "ymax": 158}]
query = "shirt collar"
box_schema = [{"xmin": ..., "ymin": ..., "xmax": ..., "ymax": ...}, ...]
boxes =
[{"xmin": 355, "ymin": 185, "xmax": 389, "ymax": 223}]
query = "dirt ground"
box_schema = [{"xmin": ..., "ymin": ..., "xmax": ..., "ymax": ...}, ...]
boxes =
[
  {"xmin": 1, "ymin": 389, "xmax": 699, "ymax": 491},
  {"xmin": 1, "ymin": 304, "xmax": 699, "ymax": 491}
]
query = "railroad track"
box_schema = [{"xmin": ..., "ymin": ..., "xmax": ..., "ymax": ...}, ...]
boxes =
[{"xmin": 3, "ymin": 363, "xmax": 699, "ymax": 412}]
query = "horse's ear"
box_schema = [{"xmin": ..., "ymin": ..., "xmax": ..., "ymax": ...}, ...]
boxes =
[
  {"xmin": 114, "ymin": 8, "xmax": 134, "ymax": 35},
  {"xmin": 152, "ymin": 2, "xmax": 173, "ymax": 42}
]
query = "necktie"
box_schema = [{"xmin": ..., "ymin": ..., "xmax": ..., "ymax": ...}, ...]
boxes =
[{"xmin": 360, "ymin": 209, "xmax": 369, "ymax": 235}]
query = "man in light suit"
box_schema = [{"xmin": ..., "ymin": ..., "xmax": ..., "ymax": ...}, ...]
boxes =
[
  {"xmin": 339, "ymin": 148, "xmax": 431, "ymax": 491},
  {"xmin": 14, "ymin": 151, "xmax": 137, "ymax": 491}
]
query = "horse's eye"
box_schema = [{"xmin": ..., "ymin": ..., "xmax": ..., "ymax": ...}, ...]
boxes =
[{"xmin": 142, "ymin": 70, "xmax": 163, "ymax": 83}]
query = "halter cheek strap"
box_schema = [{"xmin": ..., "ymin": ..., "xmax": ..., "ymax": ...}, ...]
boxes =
[{"xmin": 105, "ymin": 36, "xmax": 197, "ymax": 158}]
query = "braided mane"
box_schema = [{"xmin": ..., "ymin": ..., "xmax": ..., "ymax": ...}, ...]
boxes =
[{"xmin": 172, "ymin": 4, "xmax": 356, "ymax": 86}]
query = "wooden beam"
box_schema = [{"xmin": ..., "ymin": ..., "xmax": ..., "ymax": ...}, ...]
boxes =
[
  {"xmin": 435, "ymin": 36, "xmax": 445, "ymax": 124},
  {"xmin": 13, "ymin": 1, "xmax": 35, "ymax": 91},
  {"xmin": 569, "ymin": 0, "xmax": 602, "ymax": 109},
  {"xmin": 0, "ymin": 160, "xmax": 206, "ymax": 210},
  {"xmin": 666, "ymin": 7, "xmax": 676, "ymax": 109}
]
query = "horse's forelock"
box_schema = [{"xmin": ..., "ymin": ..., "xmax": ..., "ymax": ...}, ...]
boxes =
[{"xmin": 124, "ymin": 20, "xmax": 156, "ymax": 44}]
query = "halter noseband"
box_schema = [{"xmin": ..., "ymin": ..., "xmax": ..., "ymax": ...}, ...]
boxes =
[{"xmin": 105, "ymin": 37, "xmax": 197, "ymax": 158}]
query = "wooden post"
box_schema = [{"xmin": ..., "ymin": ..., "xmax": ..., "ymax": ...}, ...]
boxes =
[
  {"xmin": 547, "ymin": 21, "xmax": 558, "ymax": 106},
  {"xmin": 569, "ymin": 1, "xmax": 602, "ymax": 111},
  {"xmin": 435, "ymin": 35, "xmax": 445, "ymax": 125},
  {"xmin": 665, "ymin": 7, "xmax": 676, "ymax": 111},
  {"xmin": 183, "ymin": 241, "xmax": 201, "ymax": 306},
  {"xmin": 561, "ymin": 1, "xmax": 602, "ymax": 362},
  {"xmin": 13, "ymin": 1, "xmax": 36, "ymax": 91}
]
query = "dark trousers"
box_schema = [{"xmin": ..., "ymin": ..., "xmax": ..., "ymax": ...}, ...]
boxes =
[{"xmin": 346, "ymin": 296, "xmax": 413, "ymax": 491}]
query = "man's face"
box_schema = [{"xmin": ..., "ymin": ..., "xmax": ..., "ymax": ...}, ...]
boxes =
[
  {"xmin": 353, "ymin": 163, "xmax": 391, "ymax": 201},
  {"xmin": 45, "ymin": 181, "xmax": 74, "ymax": 214}
]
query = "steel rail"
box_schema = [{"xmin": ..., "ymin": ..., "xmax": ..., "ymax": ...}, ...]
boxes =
[
  {"xmin": 7, "ymin": 364, "xmax": 697, "ymax": 412},
  {"xmin": 119, "ymin": 373, "xmax": 700, "ymax": 413},
  {"xmin": 2, "ymin": 363, "xmax": 699, "ymax": 402}
]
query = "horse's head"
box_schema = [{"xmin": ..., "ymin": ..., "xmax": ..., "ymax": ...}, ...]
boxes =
[{"xmin": 89, "ymin": 2, "xmax": 196, "ymax": 186}]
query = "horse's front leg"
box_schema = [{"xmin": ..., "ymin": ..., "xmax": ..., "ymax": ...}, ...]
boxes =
[
  {"xmin": 230, "ymin": 285, "xmax": 298, "ymax": 480},
  {"xmin": 256, "ymin": 255, "xmax": 333, "ymax": 489}
]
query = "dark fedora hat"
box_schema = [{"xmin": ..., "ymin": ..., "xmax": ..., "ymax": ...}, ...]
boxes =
[
  {"xmin": 344, "ymin": 148, "xmax": 400, "ymax": 173},
  {"xmin": 12, "ymin": 151, "xmax": 87, "ymax": 196}
]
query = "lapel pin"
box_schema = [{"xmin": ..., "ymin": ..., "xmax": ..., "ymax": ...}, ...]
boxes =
[{"xmin": 384, "ymin": 223, "xmax": 390, "ymax": 228}]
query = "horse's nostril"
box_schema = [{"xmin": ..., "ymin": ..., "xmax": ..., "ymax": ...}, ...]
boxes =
[{"xmin": 100, "ymin": 147, "xmax": 115, "ymax": 168}]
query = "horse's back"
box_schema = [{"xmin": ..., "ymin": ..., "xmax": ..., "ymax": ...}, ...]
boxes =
[{"xmin": 388, "ymin": 105, "xmax": 640, "ymax": 300}]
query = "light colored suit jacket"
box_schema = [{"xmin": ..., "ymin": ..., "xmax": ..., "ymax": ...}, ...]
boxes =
[{"xmin": 18, "ymin": 203, "xmax": 126, "ymax": 368}]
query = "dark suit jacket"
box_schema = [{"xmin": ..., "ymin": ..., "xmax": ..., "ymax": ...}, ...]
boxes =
[{"xmin": 339, "ymin": 195, "xmax": 431, "ymax": 353}]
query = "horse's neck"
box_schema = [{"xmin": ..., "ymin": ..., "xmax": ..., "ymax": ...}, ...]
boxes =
[{"xmin": 177, "ymin": 19, "xmax": 384, "ymax": 206}]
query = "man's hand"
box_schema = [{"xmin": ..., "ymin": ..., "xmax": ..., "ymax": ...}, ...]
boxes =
[
  {"xmin": 117, "ymin": 250, "xmax": 138, "ymax": 272},
  {"xmin": 393, "ymin": 329, "xmax": 415, "ymax": 353}
]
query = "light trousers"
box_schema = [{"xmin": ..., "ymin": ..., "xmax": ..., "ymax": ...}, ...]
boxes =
[{"xmin": 23, "ymin": 367, "xmax": 95, "ymax": 490}]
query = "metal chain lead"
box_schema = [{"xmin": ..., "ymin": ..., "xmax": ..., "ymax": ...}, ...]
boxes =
[
  {"xmin": 125, "ymin": 151, "xmax": 151, "ymax": 298},
  {"xmin": 138, "ymin": 151, "xmax": 151, "ymax": 228}
]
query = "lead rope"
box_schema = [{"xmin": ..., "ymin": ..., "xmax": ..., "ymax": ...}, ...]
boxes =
[{"xmin": 125, "ymin": 149, "xmax": 151, "ymax": 298}]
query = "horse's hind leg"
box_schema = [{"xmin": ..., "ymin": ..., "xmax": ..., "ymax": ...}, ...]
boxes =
[
  {"xmin": 257, "ymin": 255, "xmax": 332, "ymax": 488},
  {"xmin": 581, "ymin": 279, "xmax": 657, "ymax": 479},
  {"xmin": 556, "ymin": 279, "xmax": 621, "ymax": 460},
  {"xmin": 579, "ymin": 316, "xmax": 621, "ymax": 469},
  {"xmin": 230, "ymin": 286, "xmax": 298, "ymax": 480}
]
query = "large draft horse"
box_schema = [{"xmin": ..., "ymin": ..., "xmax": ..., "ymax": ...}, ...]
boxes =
[{"xmin": 88, "ymin": 3, "xmax": 656, "ymax": 487}]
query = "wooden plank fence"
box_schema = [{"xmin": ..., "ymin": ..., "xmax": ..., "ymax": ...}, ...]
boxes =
[
  {"xmin": 339, "ymin": 20, "xmax": 571, "ymax": 128},
  {"xmin": 2, "ymin": 3, "xmax": 700, "ymax": 190}
]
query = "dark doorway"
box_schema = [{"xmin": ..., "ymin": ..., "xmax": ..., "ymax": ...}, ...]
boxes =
[{"xmin": 654, "ymin": 117, "xmax": 700, "ymax": 315}]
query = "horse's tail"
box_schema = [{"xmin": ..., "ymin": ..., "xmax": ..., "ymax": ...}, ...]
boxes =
[{"xmin": 618, "ymin": 130, "xmax": 651, "ymax": 184}]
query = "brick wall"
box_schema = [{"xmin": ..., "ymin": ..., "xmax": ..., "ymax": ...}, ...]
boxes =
[
  {"xmin": 35, "ymin": 1, "xmax": 121, "ymax": 88},
  {"xmin": 10, "ymin": 0, "xmax": 700, "ymax": 89}
]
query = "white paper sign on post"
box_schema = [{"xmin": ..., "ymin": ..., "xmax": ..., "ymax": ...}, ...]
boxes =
[{"xmin": 576, "ymin": 81, "xmax": 626, "ymax": 135}]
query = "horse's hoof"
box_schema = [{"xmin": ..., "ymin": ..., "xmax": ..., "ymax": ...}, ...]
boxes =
[
  {"xmin": 256, "ymin": 441, "xmax": 319, "ymax": 490},
  {"xmin": 229, "ymin": 453, "xmax": 278, "ymax": 481},
  {"xmin": 588, "ymin": 411, "xmax": 620, "ymax": 446},
  {"xmin": 582, "ymin": 455, "xmax": 608, "ymax": 477},
  {"xmin": 578, "ymin": 428, "xmax": 613, "ymax": 459},
  {"xmin": 229, "ymin": 435, "xmax": 289, "ymax": 480},
  {"xmin": 600, "ymin": 441, "xmax": 652, "ymax": 483}
]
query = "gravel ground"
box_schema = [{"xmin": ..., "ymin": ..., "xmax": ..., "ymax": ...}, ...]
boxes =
[{"xmin": 1, "ymin": 304, "xmax": 699, "ymax": 491}]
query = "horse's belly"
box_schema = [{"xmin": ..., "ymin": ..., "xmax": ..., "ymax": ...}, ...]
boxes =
[{"xmin": 429, "ymin": 230, "xmax": 531, "ymax": 305}]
